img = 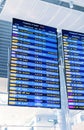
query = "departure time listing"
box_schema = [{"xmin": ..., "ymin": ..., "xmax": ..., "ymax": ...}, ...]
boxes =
[
  {"xmin": 62, "ymin": 30, "xmax": 84, "ymax": 110},
  {"xmin": 8, "ymin": 18, "xmax": 61, "ymax": 109}
]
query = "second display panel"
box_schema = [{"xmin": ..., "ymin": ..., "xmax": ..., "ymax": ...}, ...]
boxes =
[{"xmin": 62, "ymin": 30, "xmax": 84, "ymax": 110}]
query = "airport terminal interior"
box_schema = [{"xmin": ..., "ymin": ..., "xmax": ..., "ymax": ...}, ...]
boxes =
[{"xmin": 0, "ymin": 0, "xmax": 84, "ymax": 130}]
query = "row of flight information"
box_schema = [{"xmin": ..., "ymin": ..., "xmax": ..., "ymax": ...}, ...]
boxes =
[{"xmin": 8, "ymin": 18, "xmax": 84, "ymax": 110}]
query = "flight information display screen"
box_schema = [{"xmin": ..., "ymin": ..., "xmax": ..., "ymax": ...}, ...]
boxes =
[
  {"xmin": 8, "ymin": 18, "xmax": 61, "ymax": 108},
  {"xmin": 62, "ymin": 30, "xmax": 84, "ymax": 110}
]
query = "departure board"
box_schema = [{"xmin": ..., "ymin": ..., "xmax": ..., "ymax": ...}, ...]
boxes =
[
  {"xmin": 8, "ymin": 18, "xmax": 61, "ymax": 108},
  {"xmin": 62, "ymin": 30, "xmax": 84, "ymax": 110}
]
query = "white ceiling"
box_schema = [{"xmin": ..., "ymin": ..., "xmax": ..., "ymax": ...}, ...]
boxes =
[{"xmin": 0, "ymin": 0, "xmax": 84, "ymax": 33}]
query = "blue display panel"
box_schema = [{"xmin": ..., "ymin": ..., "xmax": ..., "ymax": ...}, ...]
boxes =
[
  {"xmin": 62, "ymin": 30, "xmax": 84, "ymax": 110},
  {"xmin": 8, "ymin": 18, "xmax": 61, "ymax": 108}
]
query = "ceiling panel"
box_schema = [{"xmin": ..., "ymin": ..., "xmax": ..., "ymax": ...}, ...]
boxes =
[
  {"xmin": 71, "ymin": 0, "xmax": 84, "ymax": 7},
  {"xmin": 0, "ymin": 0, "xmax": 84, "ymax": 33}
]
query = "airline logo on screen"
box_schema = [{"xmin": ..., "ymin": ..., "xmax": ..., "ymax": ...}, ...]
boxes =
[
  {"xmin": 62, "ymin": 29, "xmax": 84, "ymax": 110},
  {"xmin": 8, "ymin": 18, "xmax": 61, "ymax": 109}
]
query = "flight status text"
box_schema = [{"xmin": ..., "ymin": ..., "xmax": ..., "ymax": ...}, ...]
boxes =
[
  {"xmin": 8, "ymin": 18, "xmax": 61, "ymax": 108},
  {"xmin": 62, "ymin": 30, "xmax": 84, "ymax": 110}
]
